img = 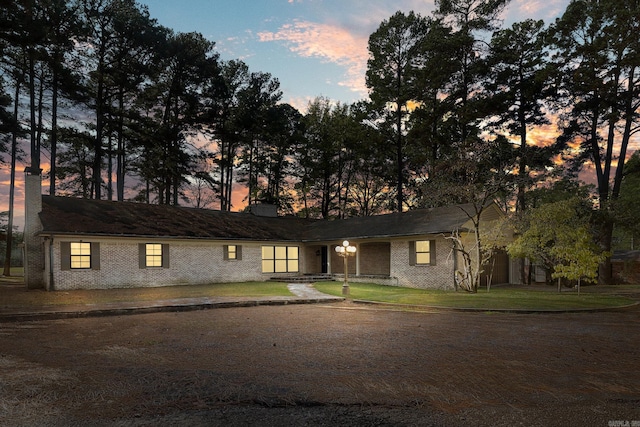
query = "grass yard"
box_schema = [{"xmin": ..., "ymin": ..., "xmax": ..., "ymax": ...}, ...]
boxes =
[
  {"xmin": 0, "ymin": 281, "xmax": 292, "ymax": 307},
  {"xmin": 313, "ymin": 282, "xmax": 637, "ymax": 311},
  {"xmin": 1, "ymin": 275, "xmax": 637, "ymax": 311}
]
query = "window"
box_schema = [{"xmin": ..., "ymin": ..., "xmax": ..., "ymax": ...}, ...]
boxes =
[
  {"xmin": 409, "ymin": 240, "xmax": 436, "ymax": 266},
  {"xmin": 139, "ymin": 243, "xmax": 169, "ymax": 268},
  {"xmin": 60, "ymin": 242, "xmax": 100, "ymax": 271},
  {"xmin": 224, "ymin": 245, "xmax": 242, "ymax": 260},
  {"xmin": 70, "ymin": 242, "xmax": 91, "ymax": 269},
  {"xmin": 415, "ymin": 241, "xmax": 431, "ymax": 265},
  {"xmin": 228, "ymin": 245, "xmax": 237, "ymax": 260},
  {"xmin": 146, "ymin": 244, "xmax": 163, "ymax": 267},
  {"xmin": 262, "ymin": 246, "xmax": 299, "ymax": 273}
]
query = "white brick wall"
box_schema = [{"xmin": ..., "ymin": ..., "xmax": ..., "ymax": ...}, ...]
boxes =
[
  {"xmin": 45, "ymin": 234, "xmax": 464, "ymax": 291},
  {"xmin": 50, "ymin": 238, "xmax": 302, "ymax": 290},
  {"xmin": 23, "ymin": 173, "xmax": 45, "ymax": 289},
  {"xmin": 390, "ymin": 236, "xmax": 456, "ymax": 290}
]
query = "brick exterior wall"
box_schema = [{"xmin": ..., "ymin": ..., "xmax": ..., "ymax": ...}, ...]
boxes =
[
  {"xmin": 303, "ymin": 245, "xmax": 323, "ymax": 274},
  {"xmin": 390, "ymin": 237, "xmax": 456, "ymax": 290},
  {"xmin": 37, "ymin": 233, "xmax": 479, "ymax": 291},
  {"xmin": 23, "ymin": 172, "xmax": 45, "ymax": 289},
  {"xmin": 330, "ymin": 249, "xmax": 356, "ymax": 275},
  {"xmin": 359, "ymin": 242, "xmax": 391, "ymax": 275},
  {"xmin": 25, "ymin": 182, "xmax": 502, "ymax": 290},
  {"xmin": 49, "ymin": 238, "xmax": 304, "ymax": 290},
  {"xmin": 35, "ymin": 230, "xmax": 493, "ymax": 291}
]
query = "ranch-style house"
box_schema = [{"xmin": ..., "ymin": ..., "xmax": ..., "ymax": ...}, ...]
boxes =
[{"xmin": 22, "ymin": 169, "xmax": 513, "ymax": 291}]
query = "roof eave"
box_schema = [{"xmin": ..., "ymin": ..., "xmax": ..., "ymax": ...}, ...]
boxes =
[{"xmin": 38, "ymin": 231, "xmax": 300, "ymax": 242}]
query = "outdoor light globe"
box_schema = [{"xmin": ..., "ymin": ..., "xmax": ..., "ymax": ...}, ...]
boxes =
[{"xmin": 342, "ymin": 240, "xmax": 349, "ymax": 247}]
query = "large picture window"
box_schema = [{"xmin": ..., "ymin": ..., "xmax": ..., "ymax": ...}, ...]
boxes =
[{"xmin": 262, "ymin": 246, "xmax": 299, "ymax": 273}]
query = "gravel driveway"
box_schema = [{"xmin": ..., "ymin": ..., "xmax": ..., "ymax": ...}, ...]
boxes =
[{"xmin": 1, "ymin": 302, "xmax": 639, "ymax": 426}]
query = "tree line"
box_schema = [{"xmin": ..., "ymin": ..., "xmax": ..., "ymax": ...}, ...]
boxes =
[{"xmin": 1, "ymin": 0, "xmax": 638, "ymax": 284}]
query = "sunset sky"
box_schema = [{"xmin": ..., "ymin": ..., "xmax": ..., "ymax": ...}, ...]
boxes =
[
  {"xmin": 6, "ymin": 0, "xmax": 636, "ymax": 230},
  {"xmin": 141, "ymin": 0, "xmax": 571, "ymax": 111}
]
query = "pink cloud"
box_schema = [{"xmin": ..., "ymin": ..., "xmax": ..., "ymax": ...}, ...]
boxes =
[
  {"xmin": 514, "ymin": 0, "xmax": 545, "ymax": 14},
  {"xmin": 503, "ymin": 0, "xmax": 570, "ymax": 23},
  {"xmin": 258, "ymin": 20, "xmax": 369, "ymax": 96}
]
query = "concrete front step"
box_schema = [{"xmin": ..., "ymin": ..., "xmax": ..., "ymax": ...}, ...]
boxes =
[{"xmin": 269, "ymin": 275, "xmax": 334, "ymax": 283}]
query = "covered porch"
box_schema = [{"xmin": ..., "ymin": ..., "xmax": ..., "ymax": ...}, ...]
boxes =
[{"xmin": 299, "ymin": 241, "xmax": 396, "ymax": 286}]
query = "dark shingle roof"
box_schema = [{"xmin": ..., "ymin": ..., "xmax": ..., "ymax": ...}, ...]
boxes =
[
  {"xmin": 39, "ymin": 196, "xmax": 312, "ymax": 241},
  {"xmin": 305, "ymin": 203, "xmax": 477, "ymax": 242},
  {"xmin": 39, "ymin": 196, "xmax": 483, "ymax": 242}
]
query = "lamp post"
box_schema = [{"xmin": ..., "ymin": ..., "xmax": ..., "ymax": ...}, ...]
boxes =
[{"xmin": 335, "ymin": 240, "xmax": 356, "ymax": 296}]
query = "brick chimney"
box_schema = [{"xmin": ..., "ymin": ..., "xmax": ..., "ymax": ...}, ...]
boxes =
[
  {"xmin": 23, "ymin": 168, "xmax": 44, "ymax": 289},
  {"xmin": 249, "ymin": 203, "xmax": 278, "ymax": 218}
]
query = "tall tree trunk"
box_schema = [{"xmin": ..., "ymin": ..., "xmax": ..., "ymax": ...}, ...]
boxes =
[
  {"xmin": 599, "ymin": 66, "xmax": 636, "ymax": 285},
  {"xmin": 219, "ymin": 138, "xmax": 226, "ymax": 210},
  {"xmin": 247, "ymin": 138, "xmax": 255, "ymax": 206},
  {"xmin": 116, "ymin": 90, "xmax": 125, "ymax": 201},
  {"xmin": 36, "ymin": 69, "xmax": 45, "ymax": 168},
  {"xmin": 611, "ymin": 66, "xmax": 636, "ymax": 199},
  {"xmin": 517, "ymin": 94, "xmax": 528, "ymax": 285},
  {"xmin": 107, "ymin": 132, "xmax": 113, "ymax": 200},
  {"xmin": 2, "ymin": 83, "xmax": 21, "ymax": 276},
  {"xmin": 396, "ymin": 106, "xmax": 403, "ymax": 212},
  {"xmin": 50, "ymin": 63, "xmax": 59, "ymax": 195},
  {"xmin": 93, "ymin": 51, "xmax": 105, "ymax": 200},
  {"xmin": 28, "ymin": 49, "xmax": 39, "ymax": 172},
  {"xmin": 395, "ymin": 59, "xmax": 403, "ymax": 212},
  {"xmin": 172, "ymin": 172, "xmax": 179, "ymax": 205}
]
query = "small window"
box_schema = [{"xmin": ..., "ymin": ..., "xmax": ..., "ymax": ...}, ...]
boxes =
[
  {"xmin": 61, "ymin": 242, "xmax": 100, "ymax": 271},
  {"xmin": 409, "ymin": 240, "xmax": 436, "ymax": 266},
  {"xmin": 146, "ymin": 244, "xmax": 163, "ymax": 267},
  {"xmin": 139, "ymin": 243, "xmax": 169, "ymax": 268},
  {"xmin": 70, "ymin": 242, "xmax": 91, "ymax": 269},
  {"xmin": 228, "ymin": 245, "xmax": 237, "ymax": 259},
  {"xmin": 415, "ymin": 241, "xmax": 431, "ymax": 265},
  {"xmin": 224, "ymin": 245, "xmax": 242, "ymax": 260}
]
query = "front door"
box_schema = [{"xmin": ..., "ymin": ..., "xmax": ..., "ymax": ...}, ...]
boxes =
[{"xmin": 321, "ymin": 246, "xmax": 328, "ymax": 274}]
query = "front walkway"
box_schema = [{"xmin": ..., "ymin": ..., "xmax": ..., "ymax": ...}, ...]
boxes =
[
  {"xmin": 287, "ymin": 283, "xmax": 341, "ymax": 299},
  {"xmin": 0, "ymin": 283, "xmax": 343, "ymax": 323}
]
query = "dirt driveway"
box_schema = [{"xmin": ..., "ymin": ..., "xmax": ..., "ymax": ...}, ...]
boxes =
[{"xmin": 1, "ymin": 302, "xmax": 639, "ymax": 426}]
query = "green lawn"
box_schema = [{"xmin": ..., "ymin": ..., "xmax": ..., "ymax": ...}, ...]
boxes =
[
  {"xmin": 0, "ymin": 281, "xmax": 293, "ymax": 307},
  {"xmin": 1, "ymin": 277, "xmax": 637, "ymax": 311},
  {"xmin": 313, "ymin": 282, "xmax": 637, "ymax": 311}
]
